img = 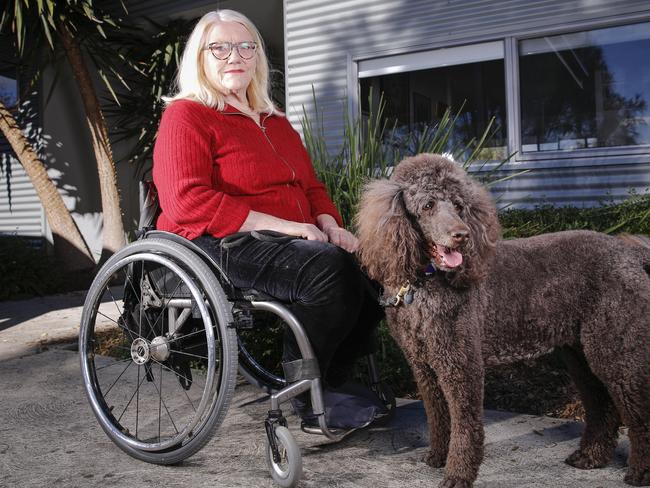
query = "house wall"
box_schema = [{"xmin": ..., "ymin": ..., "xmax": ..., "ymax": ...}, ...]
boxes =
[{"xmin": 284, "ymin": 0, "xmax": 650, "ymax": 207}]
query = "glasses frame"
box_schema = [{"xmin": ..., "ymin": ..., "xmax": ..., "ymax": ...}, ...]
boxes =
[{"xmin": 205, "ymin": 41, "xmax": 258, "ymax": 61}]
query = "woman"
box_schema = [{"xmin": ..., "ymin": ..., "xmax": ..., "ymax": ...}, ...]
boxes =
[{"xmin": 153, "ymin": 10, "xmax": 383, "ymax": 423}]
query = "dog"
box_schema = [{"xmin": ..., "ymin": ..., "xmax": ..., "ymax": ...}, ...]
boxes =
[{"xmin": 356, "ymin": 153, "xmax": 650, "ymax": 488}]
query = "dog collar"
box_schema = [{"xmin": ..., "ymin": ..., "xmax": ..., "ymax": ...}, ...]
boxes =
[{"xmin": 379, "ymin": 263, "xmax": 437, "ymax": 308}]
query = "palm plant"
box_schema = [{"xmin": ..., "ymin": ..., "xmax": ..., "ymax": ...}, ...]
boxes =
[
  {"xmin": 105, "ymin": 17, "xmax": 194, "ymax": 171},
  {"xmin": 0, "ymin": 100, "xmax": 94, "ymax": 270},
  {"xmin": 0, "ymin": 0, "xmax": 129, "ymax": 262}
]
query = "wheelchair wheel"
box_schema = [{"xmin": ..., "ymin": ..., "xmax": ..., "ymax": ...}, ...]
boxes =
[
  {"xmin": 79, "ymin": 238, "xmax": 238, "ymax": 464},
  {"xmin": 266, "ymin": 425, "xmax": 302, "ymax": 488}
]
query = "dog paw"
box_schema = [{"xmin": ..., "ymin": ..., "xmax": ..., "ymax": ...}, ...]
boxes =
[
  {"xmin": 423, "ymin": 450, "xmax": 446, "ymax": 468},
  {"xmin": 565, "ymin": 449, "xmax": 608, "ymax": 469},
  {"xmin": 624, "ymin": 467, "xmax": 650, "ymax": 486},
  {"xmin": 438, "ymin": 477, "xmax": 472, "ymax": 488}
]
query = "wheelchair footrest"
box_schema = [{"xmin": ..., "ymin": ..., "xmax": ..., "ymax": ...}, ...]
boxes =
[{"xmin": 282, "ymin": 358, "xmax": 320, "ymax": 382}]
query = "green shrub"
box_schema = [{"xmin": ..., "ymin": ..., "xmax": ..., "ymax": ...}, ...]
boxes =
[
  {"xmin": 0, "ymin": 236, "xmax": 64, "ymax": 300},
  {"xmin": 501, "ymin": 193, "xmax": 650, "ymax": 238}
]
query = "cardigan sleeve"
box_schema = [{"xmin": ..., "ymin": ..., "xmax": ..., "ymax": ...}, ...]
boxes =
[{"xmin": 153, "ymin": 106, "xmax": 250, "ymax": 238}]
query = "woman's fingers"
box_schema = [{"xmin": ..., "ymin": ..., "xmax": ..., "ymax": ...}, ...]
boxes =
[{"xmin": 324, "ymin": 226, "xmax": 358, "ymax": 252}]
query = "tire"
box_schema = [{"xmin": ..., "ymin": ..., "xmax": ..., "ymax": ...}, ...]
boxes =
[
  {"xmin": 79, "ymin": 238, "xmax": 238, "ymax": 464},
  {"xmin": 266, "ymin": 426, "xmax": 302, "ymax": 488}
]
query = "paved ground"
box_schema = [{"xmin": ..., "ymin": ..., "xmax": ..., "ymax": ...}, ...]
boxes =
[{"xmin": 0, "ymin": 292, "xmax": 633, "ymax": 488}]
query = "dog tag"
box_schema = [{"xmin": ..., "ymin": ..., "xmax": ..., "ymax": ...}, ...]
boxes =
[{"xmin": 404, "ymin": 291, "xmax": 414, "ymax": 305}]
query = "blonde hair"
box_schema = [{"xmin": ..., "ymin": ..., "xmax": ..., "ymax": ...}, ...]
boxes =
[{"xmin": 164, "ymin": 10, "xmax": 279, "ymax": 114}]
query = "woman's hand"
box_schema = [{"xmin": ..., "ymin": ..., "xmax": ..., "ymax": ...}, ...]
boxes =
[
  {"xmin": 316, "ymin": 214, "xmax": 358, "ymax": 252},
  {"xmin": 322, "ymin": 226, "xmax": 358, "ymax": 253},
  {"xmin": 239, "ymin": 210, "xmax": 328, "ymax": 241}
]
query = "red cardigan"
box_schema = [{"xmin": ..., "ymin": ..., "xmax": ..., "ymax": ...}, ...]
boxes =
[{"xmin": 152, "ymin": 99, "xmax": 342, "ymax": 239}]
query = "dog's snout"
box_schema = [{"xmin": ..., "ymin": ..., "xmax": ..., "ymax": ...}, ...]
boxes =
[{"xmin": 451, "ymin": 228, "xmax": 470, "ymax": 244}]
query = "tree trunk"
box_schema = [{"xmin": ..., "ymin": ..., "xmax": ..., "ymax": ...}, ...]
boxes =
[
  {"xmin": 0, "ymin": 101, "xmax": 95, "ymax": 271},
  {"xmin": 57, "ymin": 24, "xmax": 126, "ymax": 258}
]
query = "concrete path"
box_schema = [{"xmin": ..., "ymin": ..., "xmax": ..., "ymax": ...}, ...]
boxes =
[{"xmin": 0, "ymin": 293, "xmax": 632, "ymax": 488}]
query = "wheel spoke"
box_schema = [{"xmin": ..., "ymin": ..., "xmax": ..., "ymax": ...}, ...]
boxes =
[
  {"xmin": 135, "ymin": 364, "xmax": 141, "ymax": 438},
  {"xmin": 95, "ymin": 356, "xmax": 132, "ymax": 372},
  {"xmin": 117, "ymin": 368, "xmax": 149, "ymax": 423},
  {"xmin": 168, "ymin": 349, "xmax": 209, "ymax": 361},
  {"xmin": 96, "ymin": 309, "xmax": 144, "ymax": 341},
  {"xmin": 149, "ymin": 357, "xmax": 199, "ymax": 412},
  {"xmin": 100, "ymin": 360, "xmax": 133, "ymax": 398},
  {"xmin": 147, "ymin": 362, "xmax": 179, "ymax": 437}
]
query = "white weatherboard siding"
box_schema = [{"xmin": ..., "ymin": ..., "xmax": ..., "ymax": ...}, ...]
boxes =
[{"xmin": 284, "ymin": 0, "xmax": 650, "ymax": 207}]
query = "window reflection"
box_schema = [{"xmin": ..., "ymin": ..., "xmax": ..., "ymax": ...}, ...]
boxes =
[
  {"xmin": 519, "ymin": 22, "xmax": 650, "ymax": 152},
  {"xmin": 360, "ymin": 59, "xmax": 507, "ymax": 160},
  {"xmin": 0, "ymin": 74, "xmax": 17, "ymax": 108}
]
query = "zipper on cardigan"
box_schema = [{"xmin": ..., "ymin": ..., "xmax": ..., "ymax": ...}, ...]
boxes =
[{"xmin": 222, "ymin": 110, "xmax": 307, "ymax": 222}]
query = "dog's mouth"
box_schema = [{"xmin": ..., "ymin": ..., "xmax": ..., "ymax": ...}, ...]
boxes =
[{"xmin": 428, "ymin": 243, "xmax": 463, "ymax": 269}]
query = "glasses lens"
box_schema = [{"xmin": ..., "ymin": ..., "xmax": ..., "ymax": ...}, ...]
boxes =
[
  {"xmin": 237, "ymin": 42, "xmax": 256, "ymax": 59},
  {"xmin": 210, "ymin": 43, "xmax": 232, "ymax": 60}
]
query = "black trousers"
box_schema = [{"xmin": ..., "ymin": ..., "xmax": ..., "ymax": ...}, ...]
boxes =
[{"xmin": 193, "ymin": 233, "xmax": 384, "ymax": 384}]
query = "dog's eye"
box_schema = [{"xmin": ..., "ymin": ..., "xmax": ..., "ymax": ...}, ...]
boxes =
[
  {"xmin": 454, "ymin": 202, "xmax": 463, "ymax": 213},
  {"xmin": 423, "ymin": 201, "xmax": 435, "ymax": 210}
]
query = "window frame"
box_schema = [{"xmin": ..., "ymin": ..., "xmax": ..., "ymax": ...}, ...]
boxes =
[
  {"xmin": 350, "ymin": 14, "xmax": 650, "ymax": 170},
  {"xmin": 510, "ymin": 20, "xmax": 650, "ymax": 164}
]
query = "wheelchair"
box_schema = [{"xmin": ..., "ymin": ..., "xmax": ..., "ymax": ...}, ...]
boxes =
[{"xmin": 79, "ymin": 183, "xmax": 395, "ymax": 488}]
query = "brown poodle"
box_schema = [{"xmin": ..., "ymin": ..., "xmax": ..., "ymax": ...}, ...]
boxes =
[{"xmin": 356, "ymin": 153, "xmax": 650, "ymax": 488}]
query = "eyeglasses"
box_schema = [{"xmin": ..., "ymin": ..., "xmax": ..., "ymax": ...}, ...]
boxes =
[{"xmin": 205, "ymin": 41, "xmax": 257, "ymax": 60}]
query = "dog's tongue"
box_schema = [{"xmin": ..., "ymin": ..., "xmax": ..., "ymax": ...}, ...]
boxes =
[{"xmin": 436, "ymin": 244, "xmax": 463, "ymax": 268}]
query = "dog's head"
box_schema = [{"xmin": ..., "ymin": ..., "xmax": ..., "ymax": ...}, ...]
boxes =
[{"xmin": 356, "ymin": 153, "xmax": 501, "ymax": 288}]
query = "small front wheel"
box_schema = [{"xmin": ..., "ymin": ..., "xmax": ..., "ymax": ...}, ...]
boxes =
[{"xmin": 266, "ymin": 425, "xmax": 302, "ymax": 488}]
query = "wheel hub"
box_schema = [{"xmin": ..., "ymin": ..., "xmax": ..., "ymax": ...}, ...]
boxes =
[
  {"xmin": 130, "ymin": 338, "xmax": 150, "ymax": 364},
  {"xmin": 130, "ymin": 336, "xmax": 171, "ymax": 364},
  {"xmin": 150, "ymin": 336, "xmax": 171, "ymax": 362}
]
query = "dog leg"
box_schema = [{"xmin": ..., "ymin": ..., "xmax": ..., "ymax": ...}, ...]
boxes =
[
  {"xmin": 412, "ymin": 363, "xmax": 450, "ymax": 468},
  {"xmin": 435, "ymin": 353, "xmax": 485, "ymax": 488},
  {"xmin": 607, "ymin": 381, "xmax": 650, "ymax": 486},
  {"xmin": 625, "ymin": 425, "xmax": 650, "ymax": 487},
  {"xmin": 558, "ymin": 347, "xmax": 620, "ymax": 469}
]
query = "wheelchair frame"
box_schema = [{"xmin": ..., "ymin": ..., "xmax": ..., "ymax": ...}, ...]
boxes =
[{"xmin": 79, "ymin": 198, "xmax": 394, "ymax": 487}]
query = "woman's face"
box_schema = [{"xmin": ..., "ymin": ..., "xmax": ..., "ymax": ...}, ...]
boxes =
[{"xmin": 204, "ymin": 21, "xmax": 257, "ymax": 97}]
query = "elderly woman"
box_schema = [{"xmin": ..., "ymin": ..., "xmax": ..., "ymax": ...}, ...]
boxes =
[{"xmin": 153, "ymin": 10, "xmax": 383, "ymax": 424}]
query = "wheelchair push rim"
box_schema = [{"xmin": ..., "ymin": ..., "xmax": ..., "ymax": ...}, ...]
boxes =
[{"xmin": 79, "ymin": 239, "xmax": 237, "ymax": 459}]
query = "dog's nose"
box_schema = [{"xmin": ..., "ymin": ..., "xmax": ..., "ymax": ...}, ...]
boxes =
[{"xmin": 451, "ymin": 229, "xmax": 469, "ymax": 244}]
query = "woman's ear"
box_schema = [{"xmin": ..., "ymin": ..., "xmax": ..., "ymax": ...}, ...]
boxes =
[{"xmin": 356, "ymin": 179, "xmax": 427, "ymax": 289}]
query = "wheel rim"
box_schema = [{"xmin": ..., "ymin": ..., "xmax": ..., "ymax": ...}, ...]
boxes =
[
  {"xmin": 80, "ymin": 252, "xmax": 222, "ymax": 452},
  {"xmin": 270, "ymin": 443, "xmax": 291, "ymax": 478}
]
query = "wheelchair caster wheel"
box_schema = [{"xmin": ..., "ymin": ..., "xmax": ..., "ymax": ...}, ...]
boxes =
[{"xmin": 266, "ymin": 425, "xmax": 302, "ymax": 487}]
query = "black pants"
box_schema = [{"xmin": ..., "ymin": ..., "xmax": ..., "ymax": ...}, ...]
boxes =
[{"xmin": 193, "ymin": 233, "xmax": 384, "ymax": 385}]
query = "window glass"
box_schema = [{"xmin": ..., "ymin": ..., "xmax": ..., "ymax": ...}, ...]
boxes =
[
  {"xmin": 519, "ymin": 22, "xmax": 650, "ymax": 152},
  {"xmin": 0, "ymin": 74, "xmax": 17, "ymax": 108},
  {"xmin": 360, "ymin": 59, "xmax": 507, "ymax": 160}
]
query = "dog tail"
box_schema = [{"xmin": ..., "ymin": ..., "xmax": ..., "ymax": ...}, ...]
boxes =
[
  {"xmin": 619, "ymin": 233, "xmax": 650, "ymax": 276},
  {"xmin": 618, "ymin": 233, "xmax": 650, "ymax": 249}
]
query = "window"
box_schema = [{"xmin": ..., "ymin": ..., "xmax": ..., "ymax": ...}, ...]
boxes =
[
  {"xmin": 358, "ymin": 41, "xmax": 507, "ymax": 160},
  {"xmin": 0, "ymin": 74, "xmax": 17, "ymax": 108},
  {"xmin": 519, "ymin": 22, "xmax": 650, "ymax": 153}
]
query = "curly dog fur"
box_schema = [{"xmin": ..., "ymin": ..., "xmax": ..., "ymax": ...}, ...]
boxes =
[{"xmin": 356, "ymin": 153, "xmax": 650, "ymax": 488}]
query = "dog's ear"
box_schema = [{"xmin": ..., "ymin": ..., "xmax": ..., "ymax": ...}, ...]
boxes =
[
  {"xmin": 448, "ymin": 178, "xmax": 501, "ymax": 287},
  {"xmin": 356, "ymin": 179, "xmax": 427, "ymax": 289}
]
